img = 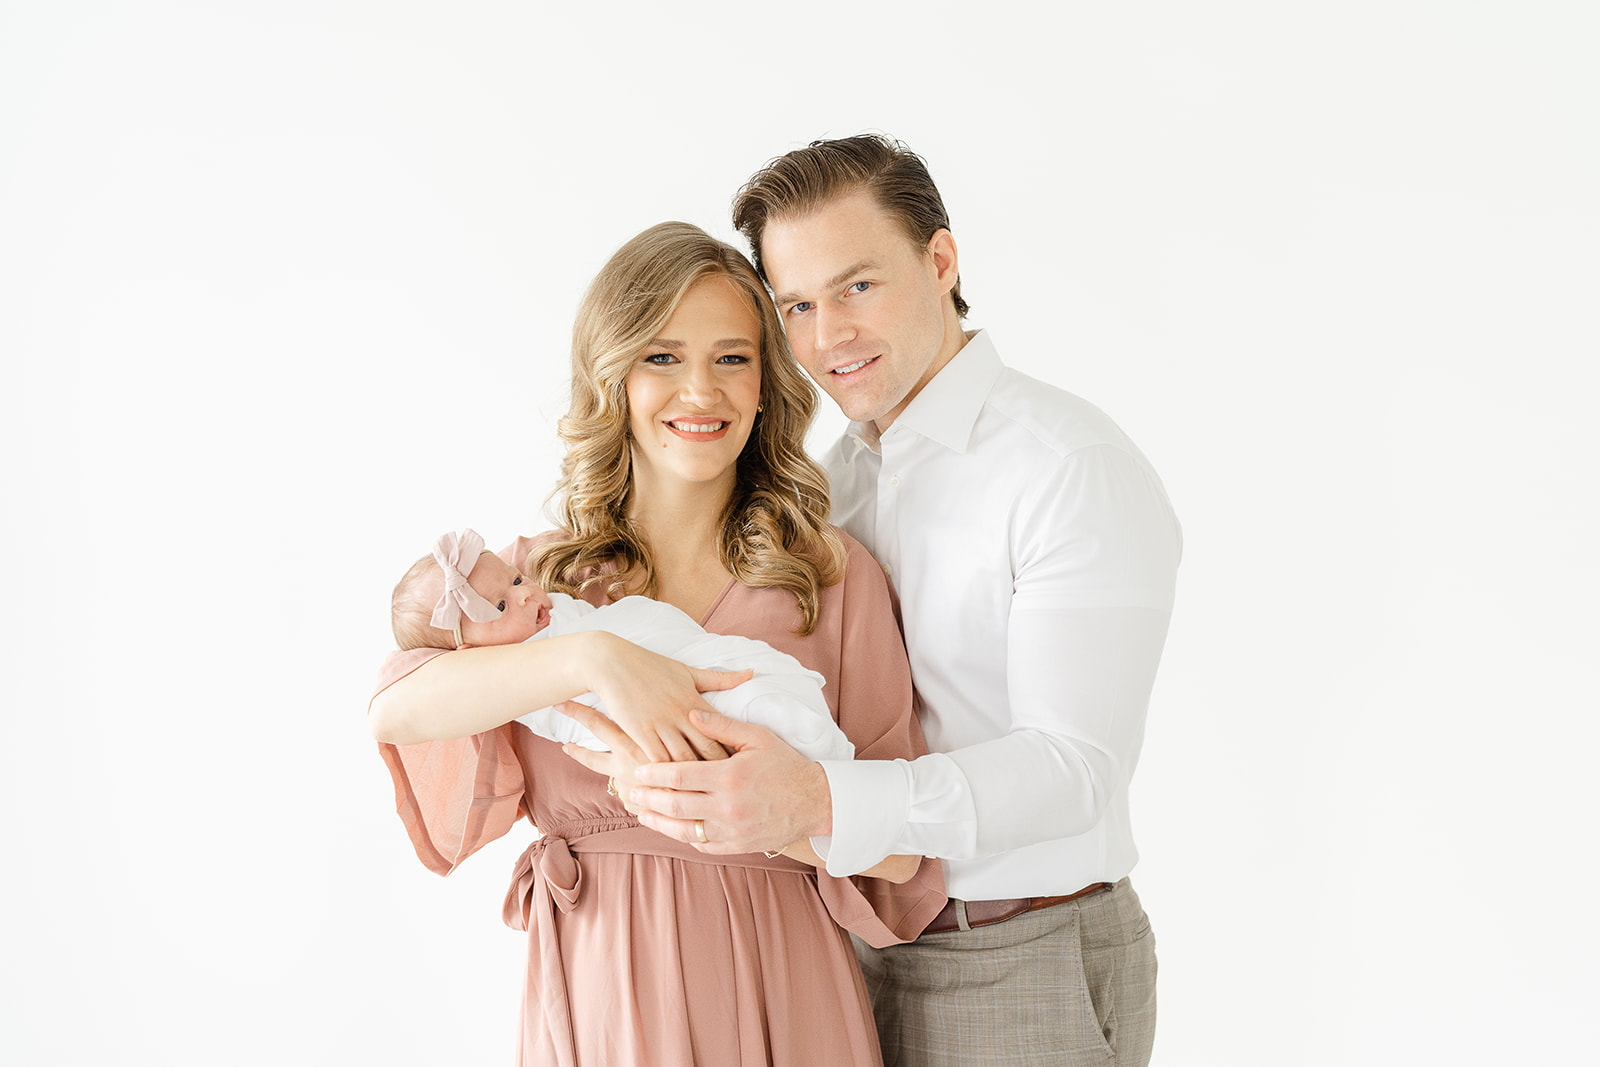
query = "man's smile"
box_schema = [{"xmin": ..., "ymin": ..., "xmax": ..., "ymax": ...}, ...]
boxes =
[{"xmin": 831, "ymin": 357, "xmax": 878, "ymax": 376}]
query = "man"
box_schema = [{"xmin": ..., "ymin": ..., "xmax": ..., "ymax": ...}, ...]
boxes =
[{"xmin": 628, "ymin": 135, "xmax": 1181, "ymax": 1065}]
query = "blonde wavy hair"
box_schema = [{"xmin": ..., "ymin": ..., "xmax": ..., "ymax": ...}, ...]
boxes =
[{"xmin": 533, "ymin": 221, "xmax": 845, "ymax": 634}]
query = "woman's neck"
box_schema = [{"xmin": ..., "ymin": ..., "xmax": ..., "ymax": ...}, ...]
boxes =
[{"xmin": 626, "ymin": 473, "xmax": 737, "ymax": 619}]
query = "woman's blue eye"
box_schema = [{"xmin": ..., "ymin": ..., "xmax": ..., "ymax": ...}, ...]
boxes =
[
  {"xmin": 717, "ymin": 354, "xmax": 750, "ymax": 364},
  {"xmin": 643, "ymin": 353, "xmax": 674, "ymax": 364}
]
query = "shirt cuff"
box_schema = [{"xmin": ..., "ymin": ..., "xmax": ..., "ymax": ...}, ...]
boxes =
[{"xmin": 816, "ymin": 758, "xmax": 912, "ymax": 877}]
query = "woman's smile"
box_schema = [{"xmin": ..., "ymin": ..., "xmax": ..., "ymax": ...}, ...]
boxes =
[{"xmin": 665, "ymin": 418, "xmax": 731, "ymax": 439}]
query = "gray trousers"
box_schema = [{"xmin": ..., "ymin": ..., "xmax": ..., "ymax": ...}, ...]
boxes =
[{"xmin": 853, "ymin": 877, "xmax": 1157, "ymax": 1066}]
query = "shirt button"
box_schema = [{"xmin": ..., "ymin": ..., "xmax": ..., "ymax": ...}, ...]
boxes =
[
  {"xmin": 882, "ymin": 563, "xmax": 892, "ymax": 577},
  {"xmin": 888, "ymin": 475, "xmax": 901, "ymax": 487}
]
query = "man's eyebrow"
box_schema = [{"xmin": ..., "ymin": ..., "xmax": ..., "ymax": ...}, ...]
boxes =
[{"xmin": 772, "ymin": 260, "xmax": 877, "ymax": 307}]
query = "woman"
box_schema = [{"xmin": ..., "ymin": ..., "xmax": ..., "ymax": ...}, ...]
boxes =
[{"xmin": 368, "ymin": 222, "xmax": 944, "ymax": 1065}]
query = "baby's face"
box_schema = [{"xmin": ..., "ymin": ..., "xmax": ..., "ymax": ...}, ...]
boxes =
[{"xmin": 458, "ymin": 553, "xmax": 553, "ymax": 646}]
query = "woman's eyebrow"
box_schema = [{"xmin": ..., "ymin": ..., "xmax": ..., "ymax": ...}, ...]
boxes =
[{"xmin": 645, "ymin": 337, "xmax": 756, "ymax": 351}]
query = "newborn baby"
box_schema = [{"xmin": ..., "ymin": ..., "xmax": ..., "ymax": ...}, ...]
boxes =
[{"xmin": 389, "ymin": 529, "xmax": 853, "ymax": 761}]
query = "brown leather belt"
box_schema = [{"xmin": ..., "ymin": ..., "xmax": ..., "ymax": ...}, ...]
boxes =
[{"xmin": 921, "ymin": 882, "xmax": 1113, "ymax": 936}]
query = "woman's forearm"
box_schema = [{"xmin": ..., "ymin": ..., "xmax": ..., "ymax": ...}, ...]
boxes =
[{"xmin": 368, "ymin": 632, "xmax": 614, "ymax": 745}]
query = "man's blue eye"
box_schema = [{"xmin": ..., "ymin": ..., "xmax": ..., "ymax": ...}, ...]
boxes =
[
  {"xmin": 790, "ymin": 302, "xmax": 812, "ymax": 315},
  {"xmin": 850, "ymin": 281, "xmax": 870, "ymax": 293}
]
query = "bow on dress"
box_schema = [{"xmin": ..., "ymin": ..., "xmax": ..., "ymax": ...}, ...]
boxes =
[{"xmin": 503, "ymin": 833, "xmax": 586, "ymax": 1067}]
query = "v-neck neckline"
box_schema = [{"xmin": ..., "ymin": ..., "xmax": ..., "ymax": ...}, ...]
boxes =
[{"xmin": 696, "ymin": 576, "xmax": 738, "ymax": 628}]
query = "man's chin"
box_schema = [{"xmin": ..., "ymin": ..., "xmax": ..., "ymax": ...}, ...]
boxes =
[{"xmin": 828, "ymin": 394, "xmax": 885, "ymax": 426}]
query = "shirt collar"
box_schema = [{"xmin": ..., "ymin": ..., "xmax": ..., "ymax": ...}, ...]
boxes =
[{"xmin": 841, "ymin": 329, "xmax": 1002, "ymax": 457}]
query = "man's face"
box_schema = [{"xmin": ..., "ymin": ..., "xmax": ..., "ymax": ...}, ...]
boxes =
[{"xmin": 762, "ymin": 191, "xmax": 958, "ymax": 432}]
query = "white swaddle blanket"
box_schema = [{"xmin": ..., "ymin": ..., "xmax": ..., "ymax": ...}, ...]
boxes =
[{"xmin": 515, "ymin": 593, "xmax": 853, "ymax": 762}]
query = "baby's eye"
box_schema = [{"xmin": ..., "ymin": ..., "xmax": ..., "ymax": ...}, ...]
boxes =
[
  {"xmin": 496, "ymin": 600, "xmax": 507, "ymax": 612},
  {"xmin": 512, "ymin": 576, "xmax": 522, "ymax": 586}
]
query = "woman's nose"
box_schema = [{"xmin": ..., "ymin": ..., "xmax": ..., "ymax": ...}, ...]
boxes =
[{"xmin": 680, "ymin": 364, "xmax": 719, "ymax": 405}]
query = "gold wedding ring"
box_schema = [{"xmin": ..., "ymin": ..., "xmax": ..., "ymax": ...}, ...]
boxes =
[
  {"xmin": 606, "ymin": 777, "xmax": 619, "ymax": 797},
  {"xmin": 694, "ymin": 819, "xmax": 708, "ymax": 844}
]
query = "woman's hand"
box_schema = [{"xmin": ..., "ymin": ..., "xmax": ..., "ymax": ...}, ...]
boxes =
[
  {"xmin": 573, "ymin": 632, "xmax": 748, "ymax": 763},
  {"xmin": 559, "ymin": 707, "xmax": 699, "ymax": 814},
  {"xmin": 562, "ymin": 728, "xmax": 649, "ymax": 814}
]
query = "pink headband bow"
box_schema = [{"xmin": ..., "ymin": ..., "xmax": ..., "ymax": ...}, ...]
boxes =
[{"xmin": 429, "ymin": 529, "xmax": 501, "ymax": 646}]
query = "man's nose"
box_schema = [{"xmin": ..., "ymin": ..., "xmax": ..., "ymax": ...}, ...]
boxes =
[{"xmin": 812, "ymin": 304, "xmax": 854, "ymax": 350}]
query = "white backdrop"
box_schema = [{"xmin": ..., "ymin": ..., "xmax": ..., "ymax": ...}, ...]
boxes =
[{"xmin": 3, "ymin": 2, "xmax": 1596, "ymax": 1064}]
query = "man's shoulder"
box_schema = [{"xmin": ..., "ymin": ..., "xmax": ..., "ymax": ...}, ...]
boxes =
[{"xmin": 982, "ymin": 365, "xmax": 1139, "ymax": 461}]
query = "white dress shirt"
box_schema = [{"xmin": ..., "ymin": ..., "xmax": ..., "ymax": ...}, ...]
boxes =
[
  {"xmin": 815, "ymin": 330, "xmax": 1181, "ymax": 899},
  {"xmin": 516, "ymin": 593, "xmax": 854, "ymax": 762}
]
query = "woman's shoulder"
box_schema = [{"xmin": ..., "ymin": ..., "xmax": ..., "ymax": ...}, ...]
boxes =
[
  {"xmin": 513, "ymin": 528, "xmax": 620, "ymax": 608},
  {"xmin": 830, "ymin": 526, "xmax": 885, "ymax": 582},
  {"xmin": 830, "ymin": 525, "xmax": 869, "ymax": 561},
  {"xmin": 503, "ymin": 528, "xmax": 571, "ymax": 572},
  {"xmin": 818, "ymin": 526, "xmax": 899, "ymax": 616}
]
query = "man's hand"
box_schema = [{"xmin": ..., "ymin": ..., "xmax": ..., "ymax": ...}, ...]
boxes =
[
  {"xmin": 628, "ymin": 710, "xmax": 833, "ymax": 855},
  {"xmin": 563, "ymin": 633, "xmax": 749, "ymax": 763}
]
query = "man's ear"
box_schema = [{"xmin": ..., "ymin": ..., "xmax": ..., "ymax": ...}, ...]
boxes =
[{"xmin": 927, "ymin": 228, "xmax": 959, "ymax": 295}]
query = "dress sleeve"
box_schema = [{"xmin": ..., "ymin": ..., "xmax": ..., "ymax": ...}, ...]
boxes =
[
  {"xmin": 370, "ymin": 648, "xmax": 527, "ymax": 876},
  {"xmin": 811, "ymin": 534, "xmax": 947, "ymax": 947}
]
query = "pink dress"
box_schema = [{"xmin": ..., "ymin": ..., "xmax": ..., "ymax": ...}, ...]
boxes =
[{"xmin": 371, "ymin": 531, "xmax": 946, "ymax": 1066}]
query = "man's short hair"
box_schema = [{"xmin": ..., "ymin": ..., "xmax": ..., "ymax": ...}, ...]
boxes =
[{"xmin": 732, "ymin": 133, "xmax": 969, "ymax": 319}]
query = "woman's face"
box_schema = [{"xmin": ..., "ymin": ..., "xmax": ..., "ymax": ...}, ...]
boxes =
[{"xmin": 625, "ymin": 275, "xmax": 763, "ymax": 497}]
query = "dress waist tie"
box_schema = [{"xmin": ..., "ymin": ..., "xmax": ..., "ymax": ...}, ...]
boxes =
[{"xmin": 503, "ymin": 832, "xmax": 585, "ymax": 1067}]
